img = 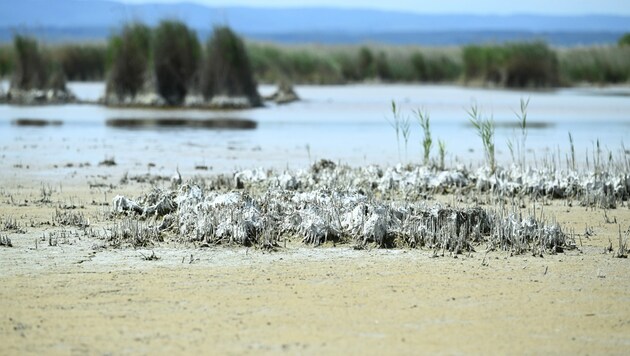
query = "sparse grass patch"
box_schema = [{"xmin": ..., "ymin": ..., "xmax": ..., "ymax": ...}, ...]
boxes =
[
  {"xmin": 2, "ymin": 216, "xmax": 26, "ymax": 234},
  {"xmin": 107, "ymin": 218, "xmax": 162, "ymax": 248},
  {"xmin": 53, "ymin": 208, "xmax": 90, "ymax": 228},
  {"xmin": 615, "ymin": 225, "xmax": 628, "ymax": 258}
]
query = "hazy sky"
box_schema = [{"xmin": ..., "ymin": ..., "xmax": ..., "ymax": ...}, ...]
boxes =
[{"xmin": 114, "ymin": 0, "xmax": 630, "ymax": 15}]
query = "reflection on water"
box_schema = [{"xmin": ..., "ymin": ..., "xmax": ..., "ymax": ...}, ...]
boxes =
[
  {"xmin": 105, "ymin": 117, "xmax": 257, "ymax": 129},
  {"xmin": 1, "ymin": 83, "xmax": 629, "ymax": 174}
]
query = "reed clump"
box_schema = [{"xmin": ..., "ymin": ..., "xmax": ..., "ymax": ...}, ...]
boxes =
[
  {"xmin": 463, "ymin": 42, "xmax": 559, "ymax": 88},
  {"xmin": 10, "ymin": 35, "xmax": 67, "ymax": 92},
  {"xmin": 201, "ymin": 26, "xmax": 261, "ymax": 107},
  {"xmin": 153, "ymin": 20, "xmax": 201, "ymax": 105},
  {"xmin": 54, "ymin": 44, "xmax": 107, "ymax": 81},
  {"xmin": 106, "ymin": 23, "xmax": 152, "ymax": 99},
  {"xmin": 558, "ymin": 45, "xmax": 630, "ymax": 84},
  {"xmin": 0, "ymin": 44, "xmax": 13, "ymax": 78}
]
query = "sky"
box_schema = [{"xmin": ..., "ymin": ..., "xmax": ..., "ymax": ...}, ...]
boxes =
[{"xmin": 113, "ymin": 0, "xmax": 630, "ymax": 15}]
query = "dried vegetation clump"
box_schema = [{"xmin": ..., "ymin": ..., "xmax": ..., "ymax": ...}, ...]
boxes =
[
  {"xmin": 53, "ymin": 208, "xmax": 90, "ymax": 228},
  {"xmin": 105, "ymin": 160, "xmax": 608, "ymax": 255},
  {"xmin": 0, "ymin": 234, "xmax": 12, "ymax": 247}
]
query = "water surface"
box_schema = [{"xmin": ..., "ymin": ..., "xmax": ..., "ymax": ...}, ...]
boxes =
[{"xmin": 1, "ymin": 82, "xmax": 628, "ymax": 177}]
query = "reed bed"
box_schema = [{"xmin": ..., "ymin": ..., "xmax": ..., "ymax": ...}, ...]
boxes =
[{"xmin": 4, "ymin": 34, "xmax": 628, "ymax": 87}]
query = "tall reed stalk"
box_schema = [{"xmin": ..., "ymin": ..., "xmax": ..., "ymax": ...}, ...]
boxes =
[
  {"xmin": 568, "ymin": 132, "xmax": 576, "ymax": 170},
  {"xmin": 415, "ymin": 108, "xmax": 432, "ymax": 166},
  {"xmin": 468, "ymin": 104, "xmax": 496, "ymax": 173}
]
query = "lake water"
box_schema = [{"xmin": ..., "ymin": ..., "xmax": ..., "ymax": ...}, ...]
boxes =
[{"xmin": 1, "ymin": 82, "xmax": 629, "ymax": 177}]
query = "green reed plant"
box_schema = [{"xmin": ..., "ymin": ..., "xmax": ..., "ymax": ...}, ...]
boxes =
[
  {"xmin": 400, "ymin": 111, "xmax": 411, "ymax": 163},
  {"xmin": 387, "ymin": 101, "xmax": 402, "ymax": 162},
  {"xmin": 508, "ymin": 98, "xmax": 529, "ymax": 168},
  {"xmin": 415, "ymin": 108, "xmax": 432, "ymax": 165},
  {"xmin": 438, "ymin": 139, "xmax": 446, "ymax": 170},
  {"xmin": 468, "ymin": 104, "xmax": 496, "ymax": 172},
  {"xmin": 568, "ymin": 132, "xmax": 576, "ymax": 171},
  {"xmin": 594, "ymin": 139, "xmax": 602, "ymax": 176}
]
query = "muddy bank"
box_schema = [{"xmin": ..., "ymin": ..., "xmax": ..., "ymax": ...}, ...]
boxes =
[{"xmin": 0, "ymin": 88, "xmax": 76, "ymax": 105}]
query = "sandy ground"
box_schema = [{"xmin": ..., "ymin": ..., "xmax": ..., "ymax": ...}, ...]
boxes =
[{"xmin": 1, "ymin": 171, "xmax": 629, "ymax": 355}]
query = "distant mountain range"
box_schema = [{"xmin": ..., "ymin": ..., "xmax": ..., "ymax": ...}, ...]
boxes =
[{"xmin": 1, "ymin": 0, "xmax": 629, "ymax": 45}]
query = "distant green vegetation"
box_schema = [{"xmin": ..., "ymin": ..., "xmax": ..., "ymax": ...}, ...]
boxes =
[
  {"xmin": 2, "ymin": 30, "xmax": 629, "ymax": 89},
  {"xmin": 106, "ymin": 23, "xmax": 152, "ymax": 98},
  {"xmin": 153, "ymin": 20, "xmax": 201, "ymax": 105},
  {"xmin": 54, "ymin": 44, "xmax": 106, "ymax": 81},
  {"xmin": 247, "ymin": 43, "xmax": 462, "ymax": 84},
  {"xmin": 463, "ymin": 42, "xmax": 559, "ymax": 88},
  {"xmin": 201, "ymin": 26, "xmax": 260, "ymax": 105},
  {"xmin": 247, "ymin": 43, "xmax": 343, "ymax": 84},
  {"xmin": 10, "ymin": 35, "xmax": 66, "ymax": 91},
  {"xmin": 558, "ymin": 46, "xmax": 630, "ymax": 84},
  {"xmin": 0, "ymin": 44, "xmax": 13, "ymax": 78}
]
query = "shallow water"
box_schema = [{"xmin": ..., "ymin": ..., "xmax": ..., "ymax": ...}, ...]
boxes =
[{"xmin": 1, "ymin": 82, "xmax": 629, "ymax": 175}]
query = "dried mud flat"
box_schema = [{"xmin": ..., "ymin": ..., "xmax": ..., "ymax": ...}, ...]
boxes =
[{"xmin": 1, "ymin": 166, "xmax": 630, "ymax": 355}]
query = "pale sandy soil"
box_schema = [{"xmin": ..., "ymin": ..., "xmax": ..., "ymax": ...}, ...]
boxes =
[{"xmin": 1, "ymin": 171, "xmax": 629, "ymax": 355}]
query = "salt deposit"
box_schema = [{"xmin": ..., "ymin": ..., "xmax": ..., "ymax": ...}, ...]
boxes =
[{"xmin": 110, "ymin": 160, "xmax": 591, "ymax": 254}]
